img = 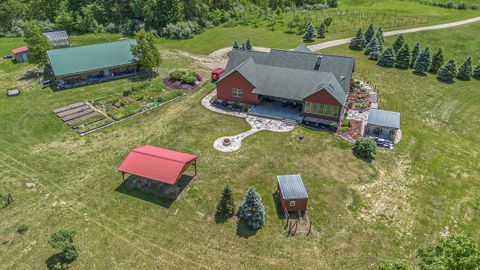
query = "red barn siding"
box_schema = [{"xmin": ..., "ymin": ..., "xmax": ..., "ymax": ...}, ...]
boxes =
[
  {"xmin": 216, "ymin": 72, "xmax": 260, "ymax": 105},
  {"xmin": 303, "ymin": 89, "xmax": 343, "ymax": 122}
]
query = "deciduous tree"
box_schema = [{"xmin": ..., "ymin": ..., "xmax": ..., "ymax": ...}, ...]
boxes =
[
  {"xmin": 23, "ymin": 21, "xmax": 50, "ymax": 67},
  {"xmin": 131, "ymin": 29, "xmax": 161, "ymax": 75}
]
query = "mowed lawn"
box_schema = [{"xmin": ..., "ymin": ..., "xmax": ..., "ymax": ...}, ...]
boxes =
[{"xmin": 1, "ymin": 23, "xmax": 480, "ymax": 270}]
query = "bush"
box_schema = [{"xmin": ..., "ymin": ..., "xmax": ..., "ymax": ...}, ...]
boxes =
[
  {"xmin": 180, "ymin": 73, "xmax": 197, "ymax": 85},
  {"xmin": 122, "ymin": 87, "xmax": 132, "ymax": 97},
  {"xmin": 161, "ymin": 21, "xmax": 200, "ymax": 40},
  {"xmin": 456, "ymin": 2, "xmax": 467, "ymax": 9},
  {"xmin": 48, "ymin": 229, "xmax": 79, "ymax": 262},
  {"xmin": 377, "ymin": 260, "xmax": 409, "ymax": 270},
  {"xmin": 242, "ymin": 104, "xmax": 250, "ymax": 112},
  {"xmin": 16, "ymin": 224, "xmax": 29, "ymax": 234},
  {"xmin": 169, "ymin": 70, "xmax": 186, "ymax": 81},
  {"xmin": 353, "ymin": 137, "xmax": 377, "ymax": 160}
]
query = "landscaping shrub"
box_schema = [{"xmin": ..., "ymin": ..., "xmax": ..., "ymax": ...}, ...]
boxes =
[
  {"xmin": 16, "ymin": 224, "xmax": 29, "ymax": 234},
  {"xmin": 180, "ymin": 73, "xmax": 197, "ymax": 85},
  {"xmin": 169, "ymin": 70, "xmax": 186, "ymax": 81},
  {"xmin": 377, "ymin": 260, "xmax": 409, "ymax": 270},
  {"xmin": 242, "ymin": 104, "xmax": 250, "ymax": 112},
  {"xmin": 238, "ymin": 187, "xmax": 265, "ymax": 230},
  {"xmin": 48, "ymin": 229, "xmax": 79, "ymax": 262},
  {"xmin": 353, "ymin": 137, "xmax": 376, "ymax": 160}
]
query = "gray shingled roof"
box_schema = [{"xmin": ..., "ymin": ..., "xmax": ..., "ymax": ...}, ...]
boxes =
[
  {"xmin": 368, "ymin": 109, "xmax": 401, "ymax": 129},
  {"xmin": 294, "ymin": 43, "xmax": 312, "ymax": 53},
  {"xmin": 44, "ymin": 31, "xmax": 69, "ymax": 42},
  {"xmin": 223, "ymin": 48, "xmax": 355, "ymax": 93},
  {"xmin": 277, "ymin": 175, "xmax": 308, "ymax": 200}
]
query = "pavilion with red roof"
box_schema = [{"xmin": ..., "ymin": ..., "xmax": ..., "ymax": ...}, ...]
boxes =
[{"xmin": 117, "ymin": 145, "xmax": 198, "ymax": 198}]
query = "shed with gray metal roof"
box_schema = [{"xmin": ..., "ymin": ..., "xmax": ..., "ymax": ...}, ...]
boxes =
[
  {"xmin": 277, "ymin": 175, "xmax": 309, "ymax": 200},
  {"xmin": 367, "ymin": 109, "xmax": 401, "ymax": 129}
]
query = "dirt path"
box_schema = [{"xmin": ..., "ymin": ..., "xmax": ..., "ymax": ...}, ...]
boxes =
[{"xmin": 204, "ymin": 16, "xmax": 480, "ymax": 68}]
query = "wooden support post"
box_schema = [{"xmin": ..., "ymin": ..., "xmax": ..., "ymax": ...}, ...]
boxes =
[
  {"xmin": 193, "ymin": 160, "xmax": 197, "ymax": 177},
  {"xmin": 121, "ymin": 172, "xmax": 125, "ymax": 182},
  {"xmin": 307, "ymin": 221, "xmax": 313, "ymax": 236}
]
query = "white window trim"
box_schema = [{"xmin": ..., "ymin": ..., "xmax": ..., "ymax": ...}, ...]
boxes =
[
  {"xmin": 304, "ymin": 102, "xmax": 339, "ymax": 117},
  {"xmin": 289, "ymin": 201, "xmax": 296, "ymax": 207},
  {"xmin": 232, "ymin": 88, "xmax": 243, "ymax": 98}
]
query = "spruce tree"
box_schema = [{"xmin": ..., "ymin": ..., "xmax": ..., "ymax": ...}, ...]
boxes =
[
  {"xmin": 318, "ymin": 23, "xmax": 326, "ymax": 38},
  {"xmin": 413, "ymin": 47, "xmax": 431, "ymax": 74},
  {"xmin": 349, "ymin": 28, "xmax": 366, "ymax": 51},
  {"xmin": 473, "ymin": 61, "xmax": 480, "ymax": 80},
  {"xmin": 216, "ymin": 185, "xmax": 235, "ymax": 222},
  {"xmin": 238, "ymin": 187, "xmax": 265, "ymax": 230},
  {"xmin": 232, "ymin": 41, "xmax": 239, "ymax": 50},
  {"xmin": 376, "ymin": 31, "xmax": 384, "ymax": 52},
  {"xmin": 241, "ymin": 42, "xmax": 246, "ymax": 50},
  {"xmin": 410, "ymin": 43, "xmax": 420, "ymax": 68},
  {"xmin": 303, "ymin": 21, "xmax": 316, "ymax": 42},
  {"xmin": 364, "ymin": 23, "xmax": 375, "ymax": 43},
  {"xmin": 245, "ymin": 38, "xmax": 253, "ymax": 50},
  {"xmin": 376, "ymin": 26, "xmax": 384, "ymax": 44},
  {"xmin": 457, "ymin": 56, "xmax": 473, "ymax": 80},
  {"xmin": 429, "ymin": 48, "xmax": 444, "ymax": 73},
  {"xmin": 377, "ymin": 47, "xmax": 396, "ymax": 67},
  {"xmin": 365, "ymin": 35, "xmax": 381, "ymax": 60},
  {"xmin": 436, "ymin": 58, "xmax": 457, "ymax": 83},
  {"xmin": 392, "ymin": 34, "xmax": 406, "ymax": 54},
  {"xmin": 395, "ymin": 44, "xmax": 411, "ymax": 69}
]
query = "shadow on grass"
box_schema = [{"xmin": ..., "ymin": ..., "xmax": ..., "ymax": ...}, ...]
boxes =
[
  {"xmin": 45, "ymin": 253, "xmax": 72, "ymax": 270},
  {"xmin": 412, "ymin": 71, "xmax": 428, "ymax": 77},
  {"xmin": 214, "ymin": 204, "xmax": 235, "ymax": 224},
  {"xmin": 436, "ymin": 78, "xmax": 455, "ymax": 84},
  {"xmin": 352, "ymin": 150, "xmax": 374, "ymax": 163},
  {"xmin": 236, "ymin": 219, "xmax": 258, "ymax": 238},
  {"xmin": 272, "ymin": 191, "xmax": 285, "ymax": 220}
]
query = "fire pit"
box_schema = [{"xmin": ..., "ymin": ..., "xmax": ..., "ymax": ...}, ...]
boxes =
[{"xmin": 223, "ymin": 138, "xmax": 232, "ymax": 146}]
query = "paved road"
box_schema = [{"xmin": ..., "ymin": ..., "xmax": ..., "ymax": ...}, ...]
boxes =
[{"xmin": 208, "ymin": 16, "xmax": 480, "ymax": 61}]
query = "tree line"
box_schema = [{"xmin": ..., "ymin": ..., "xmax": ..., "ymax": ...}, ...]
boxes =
[{"xmin": 0, "ymin": 0, "xmax": 336, "ymax": 38}]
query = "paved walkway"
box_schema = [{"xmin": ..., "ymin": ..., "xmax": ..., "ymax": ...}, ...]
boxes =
[{"xmin": 207, "ymin": 17, "xmax": 480, "ymax": 62}]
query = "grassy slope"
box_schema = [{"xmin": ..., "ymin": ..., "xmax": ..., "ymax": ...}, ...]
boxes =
[{"xmin": 0, "ymin": 12, "xmax": 480, "ymax": 270}]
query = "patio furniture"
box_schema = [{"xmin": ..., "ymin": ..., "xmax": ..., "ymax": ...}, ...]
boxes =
[{"xmin": 6, "ymin": 88, "xmax": 20, "ymax": 97}]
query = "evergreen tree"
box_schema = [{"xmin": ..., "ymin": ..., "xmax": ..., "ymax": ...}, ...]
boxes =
[
  {"xmin": 364, "ymin": 23, "xmax": 375, "ymax": 43},
  {"xmin": 232, "ymin": 41, "xmax": 239, "ymax": 50},
  {"xmin": 410, "ymin": 43, "xmax": 420, "ymax": 68},
  {"xmin": 349, "ymin": 28, "xmax": 366, "ymax": 51},
  {"xmin": 377, "ymin": 47, "xmax": 396, "ymax": 68},
  {"xmin": 457, "ymin": 56, "xmax": 473, "ymax": 80},
  {"xmin": 245, "ymin": 38, "xmax": 253, "ymax": 50},
  {"xmin": 413, "ymin": 47, "xmax": 431, "ymax": 74},
  {"xmin": 436, "ymin": 58, "xmax": 457, "ymax": 83},
  {"xmin": 429, "ymin": 48, "xmax": 444, "ymax": 73},
  {"xmin": 23, "ymin": 21, "xmax": 50, "ymax": 67},
  {"xmin": 318, "ymin": 23, "xmax": 326, "ymax": 38},
  {"xmin": 395, "ymin": 44, "xmax": 411, "ymax": 69},
  {"xmin": 241, "ymin": 42, "xmax": 246, "ymax": 50},
  {"xmin": 215, "ymin": 185, "xmax": 235, "ymax": 222},
  {"xmin": 238, "ymin": 187, "xmax": 265, "ymax": 230},
  {"xmin": 365, "ymin": 35, "xmax": 381, "ymax": 60},
  {"xmin": 353, "ymin": 138, "xmax": 377, "ymax": 160},
  {"xmin": 376, "ymin": 26, "xmax": 384, "ymax": 44},
  {"xmin": 303, "ymin": 21, "xmax": 316, "ymax": 42},
  {"xmin": 131, "ymin": 29, "xmax": 161, "ymax": 75},
  {"xmin": 392, "ymin": 34, "xmax": 406, "ymax": 53},
  {"xmin": 474, "ymin": 61, "xmax": 480, "ymax": 80}
]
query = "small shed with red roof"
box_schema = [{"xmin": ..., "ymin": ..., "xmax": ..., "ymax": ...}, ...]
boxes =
[
  {"xmin": 211, "ymin": 68, "xmax": 224, "ymax": 81},
  {"xmin": 117, "ymin": 145, "xmax": 198, "ymax": 198},
  {"xmin": 12, "ymin": 47, "xmax": 29, "ymax": 63}
]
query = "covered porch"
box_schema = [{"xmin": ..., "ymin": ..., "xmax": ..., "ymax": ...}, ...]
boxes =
[{"xmin": 248, "ymin": 96, "xmax": 303, "ymax": 122}]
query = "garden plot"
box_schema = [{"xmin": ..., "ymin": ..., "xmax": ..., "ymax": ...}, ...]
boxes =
[{"xmin": 53, "ymin": 102, "xmax": 114, "ymax": 135}]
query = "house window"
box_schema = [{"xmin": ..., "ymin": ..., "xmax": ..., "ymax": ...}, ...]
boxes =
[
  {"xmin": 304, "ymin": 102, "xmax": 339, "ymax": 118},
  {"xmin": 232, "ymin": 88, "xmax": 243, "ymax": 98},
  {"xmin": 289, "ymin": 201, "xmax": 296, "ymax": 207}
]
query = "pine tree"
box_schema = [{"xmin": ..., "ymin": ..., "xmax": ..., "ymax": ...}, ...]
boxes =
[
  {"xmin": 376, "ymin": 31, "xmax": 384, "ymax": 52},
  {"xmin": 245, "ymin": 38, "xmax": 253, "ymax": 50},
  {"xmin": 216, "ymin": 185, "xmax": 235, "ymax": 222},
  {"xmin": 429, "ymin": 48, "xmax": 444, "ymax": 73},
  {"xmin": 410, "ymin": 43, "xmax": 420, "ymax": 68},
  {"xmin": 474, "ymin": 61, "xmax": 480, "ymax": 80},
  {"xmin": 413, "ymin": 47, "xmax": 431, "ymax": 74},
  {"xmin": 376, "ymin": 26, "xmax": 384, "ymax": 44},
  {"xmin": 457, "ymin": 56, "xmax": 473, "ymax": 80},
  {"xmin": 436, "ymin": 58, "xmax": 457, "ymax": 82},
  {"xmin": 303, "ymin": 21, "xmax": 316, "ymax": 42},
  {"xmin": 241, "ymin": 42, "xmax": 246, "ymax": 50},
  {"xmin": 349, "ymin": 28, "xmax": 366, "ymax": 51},
  {"xmin": 395, "ymin": 44, "xmax": 411, "ymax": 69},
  {"xmin": 365, "ymin": 35, "xmax": 381, "ymax": 60},
  {"xmin": 377, "ymin": 47, "xmax": 396, "ymax": 67},
  {"xmin": 238, "ymin": 187, "xmax": 265, "ymax": 230},
  {"xmin": 392, "ymin": 34, "xmax": 406, "ymax": 53},
  {"xmin": 232, "ymin": 41, "xmax": 239, "ymax": 49},
  {"xmin": 318, "ymin": 23, "xmax": 326, "ymax": 38},
  {"xmin": 364, "ymin": 23, "xmax": 375, "ymax": 43}
]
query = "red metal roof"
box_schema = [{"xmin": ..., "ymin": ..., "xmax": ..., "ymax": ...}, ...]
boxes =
[
  {"xmin": 117, "ymin": 145, "xmax": 197, "ymax": 185},
  {"xmin": 12, "ymin": 47, "xmax": 28, "ymax": 55},
  {"xmin": 212, "ymin": 68, "xmax": 224, "ymax": 74}
]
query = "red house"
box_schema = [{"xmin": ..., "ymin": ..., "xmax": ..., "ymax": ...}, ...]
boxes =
[
  {"xmin": 215, "ymin": 45, "xmax": 355, "ymax": 125},
  {"xmin": 277, "ymin": 175, "xmax": 308, "ymax": 214}
]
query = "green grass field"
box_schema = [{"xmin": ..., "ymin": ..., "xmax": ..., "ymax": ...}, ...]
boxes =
[{"xmin": 1, "ymin": 6, "xmax": 480, "ymax": 270}]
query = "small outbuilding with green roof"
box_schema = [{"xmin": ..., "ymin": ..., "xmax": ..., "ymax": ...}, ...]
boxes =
[{"xmin": 47, "ymin": 39, "xmax": 139, "ymax": 88}]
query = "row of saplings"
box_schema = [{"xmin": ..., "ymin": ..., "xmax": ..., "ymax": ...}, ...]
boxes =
[{"xmin": 350, "ymin": 24, "xmax": 480, "ymax": 83}]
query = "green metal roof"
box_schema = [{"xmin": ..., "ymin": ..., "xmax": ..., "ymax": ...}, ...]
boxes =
[{"xmin": 47, "ymin": 40, "xmax": 137, "ymax": 77}]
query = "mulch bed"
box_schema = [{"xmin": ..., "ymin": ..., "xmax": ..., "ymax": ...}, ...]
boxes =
[{"xmin": 163, "ymin": 77, "xmax": 203, "ymax": 91}]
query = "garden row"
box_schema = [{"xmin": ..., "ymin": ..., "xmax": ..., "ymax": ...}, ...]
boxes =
[{"xmin": 349, "ymin": 24, "xmax": 480, "ymax": 83}]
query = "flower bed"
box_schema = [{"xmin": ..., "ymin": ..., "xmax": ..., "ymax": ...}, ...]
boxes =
[{"xmin": 163, "ymin": 69, "xmax": 204, "ymax": 90}]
